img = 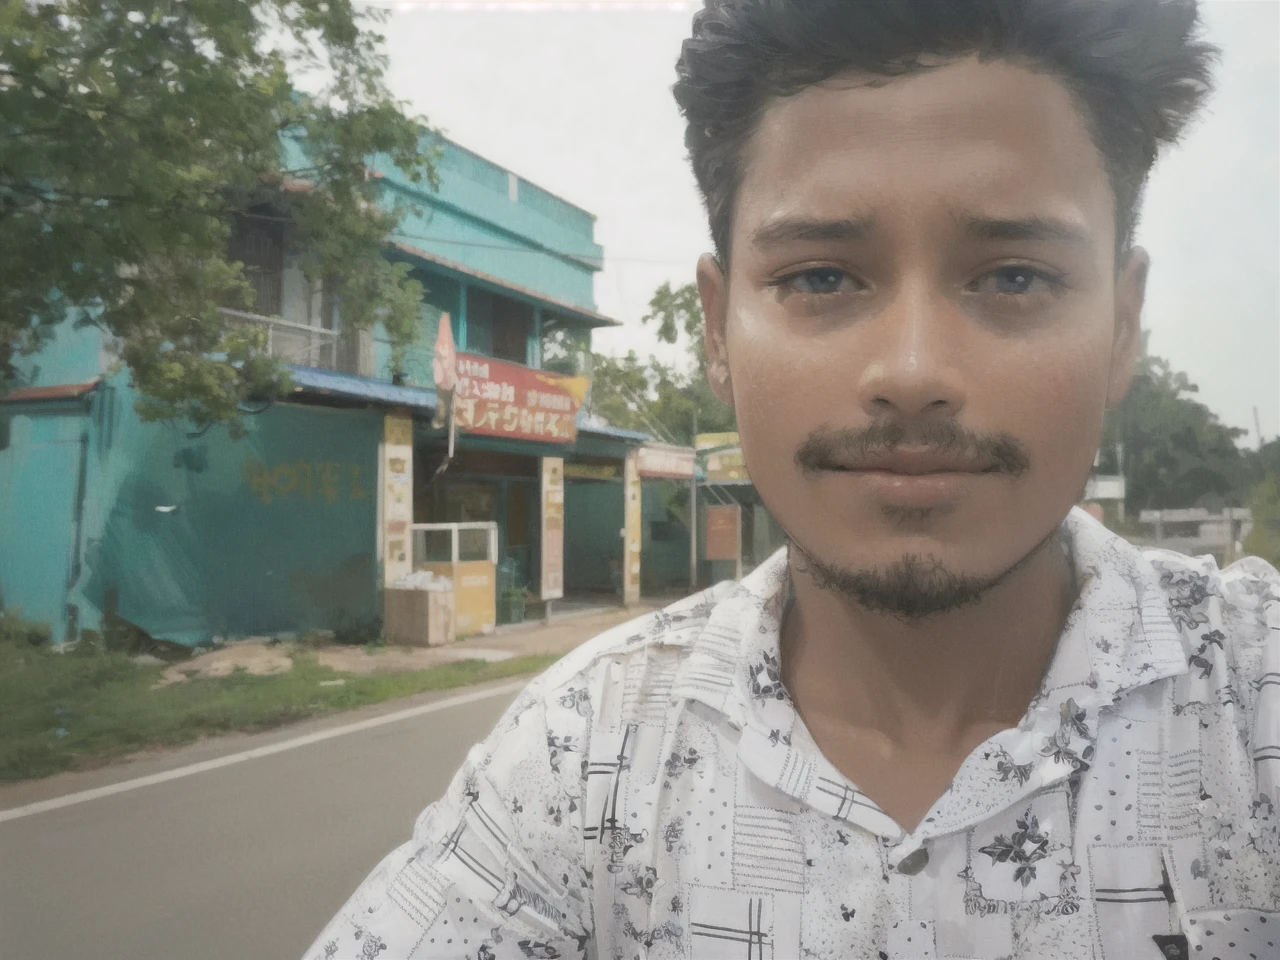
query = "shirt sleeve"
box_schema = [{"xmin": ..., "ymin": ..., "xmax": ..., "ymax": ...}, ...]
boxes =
[
  {"xmin": 300, "ymin": 683, "xmax": 594, "ymax": 960},
  {"xmin": 1238, "ymin": 558, "xmax": 1280, "ymax": 813}
]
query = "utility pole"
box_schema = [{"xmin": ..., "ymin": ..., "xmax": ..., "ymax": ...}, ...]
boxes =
[
  {"xmin": 1255, "ymin": 406, "xmax": 1264, "ymax": 450},
  {"xmin": 689, "ymin": 409, "xmax": 699, "ymax": 594}
]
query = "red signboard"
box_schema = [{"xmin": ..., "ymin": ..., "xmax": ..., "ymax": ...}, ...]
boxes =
[
  {"xmin": 452, "ymin": 352, "xmax": 587, "ymax": 444},
  {"xmin": 705, "ymin": 504, "xmax": 742, "ymax": 562}
]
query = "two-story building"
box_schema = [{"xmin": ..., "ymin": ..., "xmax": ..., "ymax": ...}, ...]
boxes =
[{"xmin": 0, "ymin": 134, "xmax": 653, "ymax": 645}]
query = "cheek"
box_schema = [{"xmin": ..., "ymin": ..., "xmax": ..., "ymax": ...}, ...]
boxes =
[
  {"xmin": 725, "ymin": 312, "xmax": 825, "ymax": 438},
  {"xmin": 993, "ymin": 341, "xmax": 1112, "ymax": 486}
]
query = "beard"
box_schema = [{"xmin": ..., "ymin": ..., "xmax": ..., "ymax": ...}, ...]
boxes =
[{"xmin": 788, "ymin": 523, "xmax": 1065, "ymax": 621}]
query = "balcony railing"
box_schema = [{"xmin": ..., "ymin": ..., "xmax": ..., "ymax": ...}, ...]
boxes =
[{"xmin": 220, "ymin": 307, "xmax": 342, "ymax": 372}]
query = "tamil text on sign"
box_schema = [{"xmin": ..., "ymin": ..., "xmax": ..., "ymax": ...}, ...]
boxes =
[{"xmin": 453, "ymin": 353, "xmax": 587, "ymax": 444}]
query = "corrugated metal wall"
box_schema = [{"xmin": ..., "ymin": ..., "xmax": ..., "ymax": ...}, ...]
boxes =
[{"xmin": 1, "ymin": 375, "xmax": 384, "ymax": 646}]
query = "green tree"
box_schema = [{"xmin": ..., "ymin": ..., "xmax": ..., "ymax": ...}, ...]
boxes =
[
  {"xmin": 1242, "ymin": 437, "xmax": 1280, "ymax": 492},
  {"xmin": 1, "ymin": 0, "xmax": 435, "ymax": 434},
  {"xmin": 589, "ymin": 281, "xmax": 735, "ymax": 443},
  {"xmin": 1100, "ymin": 353, "xmax": 1251, "ymax": 511},
  {"xmin": 1243, "ymin": 472, "xmax": 1280, "ymax": 568}
]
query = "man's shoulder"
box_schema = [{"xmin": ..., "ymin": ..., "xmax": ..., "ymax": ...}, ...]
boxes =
[
  {"xmin": 526, "ymin": 582, "xmax": 738, "ymax": 699},
  {"xmin": 1141, "ymin": 545, "xmax": 1279, "ymax": 600},
  {"xmin": 1141, "ymin": 545, "xmax": 1279, "ymax": 652}
]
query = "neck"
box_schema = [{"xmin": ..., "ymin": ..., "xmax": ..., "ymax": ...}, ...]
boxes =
[{"xmin": 780, "ymin": 528, "xmax": 1079, "ymax": 750}]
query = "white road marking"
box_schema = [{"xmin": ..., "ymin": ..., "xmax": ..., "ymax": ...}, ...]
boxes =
[{"xmin": 0, "ymin": 680, "xmax": 526, "ymax": 824}]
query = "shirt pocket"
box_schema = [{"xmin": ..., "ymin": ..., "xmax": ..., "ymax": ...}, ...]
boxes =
[{"xmin": 1178, "ymin": 908, "xmax": 1279, "ymax": 959}]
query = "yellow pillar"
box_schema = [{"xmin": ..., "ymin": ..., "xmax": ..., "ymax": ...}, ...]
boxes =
[
  {"xmin": 380, "ymin": 413, "xmax": 414, "ymax": 587},
  {"xmin": 623, "ymin": 447, "xmax": 642, "ymax": 606}
]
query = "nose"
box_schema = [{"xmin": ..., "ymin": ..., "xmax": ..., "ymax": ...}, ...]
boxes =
[{"xmin": 855, "ymin": 279, "xmax": 966, "ymax": 421}]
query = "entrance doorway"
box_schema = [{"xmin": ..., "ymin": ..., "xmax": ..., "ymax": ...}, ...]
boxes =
[
  {"xmin": 563, "ymin": 478, "xmax": 624, "ymax": 601},
  {"xmin": 416, "ymin": 448, "xmax": 542, "ymax": 597}
]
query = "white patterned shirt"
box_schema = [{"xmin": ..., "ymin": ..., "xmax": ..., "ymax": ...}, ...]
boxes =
[{"xmin": 305, "ymin": 508, "xmax": 1280, "ymax": 960}]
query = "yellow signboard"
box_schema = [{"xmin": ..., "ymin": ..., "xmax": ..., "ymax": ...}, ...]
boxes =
[
  {"xmin": 416, "ymin": 561, "xmax": 496, "ymax": 637},
  {"xmin": 705, "ymin": 448, "xmax": 748, "ymax": 483},
  {"xmin": 564, "ymin": 462, "xmax": 620, "ymax": 480},
  {"xmin": 695, "ymin": 431, "xmax": 740, "ymax": 451},
  {"xmin": 695, "ymin": 432, "xmax": 748, "ymax": 483}
]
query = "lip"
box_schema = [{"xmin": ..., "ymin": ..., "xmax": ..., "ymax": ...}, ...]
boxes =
[
  {"xmin": 846, "ymin": 450, "xmax": 992, "ymax": 475},
  {"xmin": 841, "ymin": 468, "xmax": 990, "ymax": 507}
]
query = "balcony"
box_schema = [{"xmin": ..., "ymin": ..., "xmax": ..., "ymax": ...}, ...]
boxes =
[
  {"xmin": 221, "ymin": 307, "xmax": 340, "ymax": 369},
  {"xmin": 220, "ymin": 307, "xmax": 372, "ymax": 377}
]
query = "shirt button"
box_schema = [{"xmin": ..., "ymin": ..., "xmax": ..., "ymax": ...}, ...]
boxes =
[{"xmin": 895, "ymin": 847, "xmax": 929, "ymax": 876}]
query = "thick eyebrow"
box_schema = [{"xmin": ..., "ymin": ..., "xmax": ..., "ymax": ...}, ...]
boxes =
[
  {"xmin": 750, "ymin": 216, "xmax": 876, "ymax": 249},
  {"xmin": 956, "ymin": 214, "xmax": 1092, "ymax": 248}
]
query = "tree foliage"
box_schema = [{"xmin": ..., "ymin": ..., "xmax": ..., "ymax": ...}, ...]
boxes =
[
  {"xmin": 1243, "ymin": 469, "xmax": 1280, "ymax": 569},
  {"xmin": 588, "ymin": 281, "xmax": 735, "ymax": 443},
  {"xmin": 1, "ymin": 0, "xmax": 435, "ymax": 433},
  {"xmin": 1099, "ymin": 350, "xmax": 1257, "ymax": 511}
]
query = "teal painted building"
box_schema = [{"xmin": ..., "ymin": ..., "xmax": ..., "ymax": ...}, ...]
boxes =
[{"xmin": 0, "ymin": 134, "xmax": 657, "ymax": 645}]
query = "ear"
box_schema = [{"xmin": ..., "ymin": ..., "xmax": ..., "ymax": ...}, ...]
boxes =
[
  {"xmin": 1105, "ymin": 247, "xmax": 1149, "ymax": 410},
  {"xmin": 696, "ymin": 253, "xmax": 733, "ymax": 406}
]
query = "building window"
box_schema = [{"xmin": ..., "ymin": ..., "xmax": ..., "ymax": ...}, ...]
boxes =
[
  {"xmin": 227, "ymin": 211, "xmax": 285, "ymax": 317},
  {"xmin": 491, "ymin": 295, "xmax": 531, "ymax": 363},
  {"xmin": 223, "ymin": 213, "xmax": 362, "ymax": 373},
  {"xmin": 466, "ymin": 287, "xmax": 532, "ymax": 364},
  {"xmin": 540, "ymin": 316, "xmax": 592, "ymax": 376}
]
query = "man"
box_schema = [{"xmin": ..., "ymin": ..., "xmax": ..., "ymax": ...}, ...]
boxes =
[{"xmin": 306, "ymin": 2, "xmax": 1279, "ymax": 957}]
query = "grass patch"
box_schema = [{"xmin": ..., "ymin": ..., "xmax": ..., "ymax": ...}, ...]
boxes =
[{"xmin": 0, "ymin": 643, "xmax": 559, "ymax": 782}]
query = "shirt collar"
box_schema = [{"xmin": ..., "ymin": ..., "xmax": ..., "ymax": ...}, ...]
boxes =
[{"xmin": 672, "ymin": 506, "xmax": 1190, "ymax": 841}]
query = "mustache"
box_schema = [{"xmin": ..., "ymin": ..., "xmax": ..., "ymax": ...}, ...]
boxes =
[{"xmin": 794, "ymin": 421, "xmax": 1031, "ymax": 477}]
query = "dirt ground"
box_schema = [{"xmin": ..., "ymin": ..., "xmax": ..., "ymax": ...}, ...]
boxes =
[
  {"xmin": 151, "ymin": 603, "xmax": 661, "ymax": 689},
  {"xmin": 152, "ymin": 643, "xmax": 293, "ymax": 688}
]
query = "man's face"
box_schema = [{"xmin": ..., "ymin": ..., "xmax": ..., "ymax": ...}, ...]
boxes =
[{"xmin": 699, "ymin": 56, "xmax": 1146, "ymax": 613}]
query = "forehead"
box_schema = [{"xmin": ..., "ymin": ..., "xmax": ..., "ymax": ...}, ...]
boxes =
[{"xmin": 735, "ymin": 56, "xmax": 1115, "ymax": 247}]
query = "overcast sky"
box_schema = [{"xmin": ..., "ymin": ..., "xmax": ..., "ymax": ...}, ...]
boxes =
[{"xmin": 370, "ymin": 0, "xmax": 1279, "ymax": 444}]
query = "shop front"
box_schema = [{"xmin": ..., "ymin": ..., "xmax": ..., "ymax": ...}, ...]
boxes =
[{"xmin": 411, "ymin": 350, "xmax": 647, "ymax": 622}]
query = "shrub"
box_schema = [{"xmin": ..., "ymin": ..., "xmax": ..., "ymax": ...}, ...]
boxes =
[
  {"xmin": 1243, "ymin": 474, "xmax": 1280, "ymax": 568},
  {"xmin": 0, "ymin": 609, "xmax": 52, "ymax": 648}
]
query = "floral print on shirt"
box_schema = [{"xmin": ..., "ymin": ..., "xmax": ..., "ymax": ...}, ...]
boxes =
[{"xmin": 304, "ymin": 508, "xmax": 1280, "ymax": 960}]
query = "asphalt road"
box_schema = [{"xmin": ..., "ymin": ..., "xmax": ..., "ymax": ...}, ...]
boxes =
[{"xmin": 0, "ymin": 679, "xmax": 523, "ymax": 960}]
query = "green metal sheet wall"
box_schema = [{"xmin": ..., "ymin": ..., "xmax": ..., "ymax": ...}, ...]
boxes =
[
  {"xmin": 67, "ymin": 381, "xmax": 383, "ymax": 645},
  {"xmin": 0, "ymin": 374, "xmax": 388, "ymax": 647},
  {"xmin": 0, "ymin": 405, "xmax": 88, "ymax": 638}
]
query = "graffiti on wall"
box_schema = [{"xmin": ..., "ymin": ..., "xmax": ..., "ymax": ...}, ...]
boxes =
[{"xmin": 243, "ymin": 458, "xmax": 369, "ymax": 506}]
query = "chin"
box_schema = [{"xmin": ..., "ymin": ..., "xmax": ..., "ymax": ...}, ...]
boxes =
[
  {"xmin": 793, "ymin": 541, "xmax": 1008, "ymax": 619},
  {"xmin": 796, "ymin": 518, "xmax": 1027, "ymax": 582}
]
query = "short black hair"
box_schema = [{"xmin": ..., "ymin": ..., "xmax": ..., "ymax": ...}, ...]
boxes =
[{"xmin": 674, "ymin": 0, "xmax": 1218, "ymax": 264}]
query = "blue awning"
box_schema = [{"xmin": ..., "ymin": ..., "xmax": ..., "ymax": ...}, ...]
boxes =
[
  {"xmin": 285, "ymin": 365, "xmax": 649, "ymax": 444},
  {"xmin": 285, "ymin": 366, "xmax": 437, "ymax": 410},
  {"xmin": 576, "ymin": 412, "xmax": 649, "ymax": 443}
]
